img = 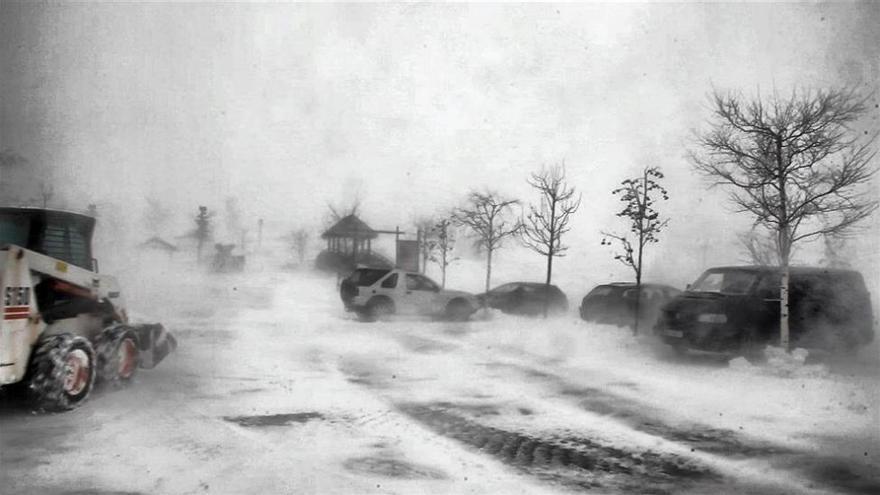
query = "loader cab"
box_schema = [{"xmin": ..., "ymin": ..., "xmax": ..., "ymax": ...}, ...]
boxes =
[{"xmin": 0, "ymin": 207, "xmax": 95, "ymax": 270}]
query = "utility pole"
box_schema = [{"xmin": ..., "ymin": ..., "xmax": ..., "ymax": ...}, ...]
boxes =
[{"xmin": 395, "ymin": 226, "xmax": 400, "ymax": 267}]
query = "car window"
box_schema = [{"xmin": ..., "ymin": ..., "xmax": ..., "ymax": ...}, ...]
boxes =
[
  {"xmin": 406, "ymin": 274, "xmax": 439, "ymax": 291},
  {"xmin": 352, "ymin": 268, "xmax": 391, "ymax": 287},
  {"xmin": 491, "ymin": 283, "xmax": 519, "ymax": 293},
  {"xmin": 690, "ymin": 270, "xmax": 758, "ymax": 295},
  {"xmin": 588, "ymin": 286, "xmax": 614, "ymax": 297},
  {"xmin": 381, "ymin": 273, "xmax": 398, "ymax": 289},
  {"xmin": 755, "ymin": 274, "xmax": 780, "ymax": 298}
]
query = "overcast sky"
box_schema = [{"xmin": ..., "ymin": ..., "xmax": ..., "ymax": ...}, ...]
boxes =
[{"xmin": 1, "ymin": 2, "xmax": 878, "ymax": 288}]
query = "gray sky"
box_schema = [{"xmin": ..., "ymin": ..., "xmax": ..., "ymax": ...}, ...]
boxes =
[{"xmin": 2, "ymin": 2, "xmax": 878, "ymax": 288}]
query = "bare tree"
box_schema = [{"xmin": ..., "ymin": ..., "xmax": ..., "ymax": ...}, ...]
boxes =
[
  {"xmin": 821, "ymin": 233, "xmax": 852, "ymax": 269},
  {"xmin": 692, "ymin": 88, "xmax": 878, "ymax": 349},
  {"xmin": 415, "ymin": 216, "xmax": 438, "ymax": 274},
  {"xmin": 325, "ymin": 193, "xmax": 362, "ymax": 227},
  {"xmin": 193, "ymin": 206, "xmax": 213, "ymax": 263},
  {"xmin": 429, "ymin": 217, "xmax": 458, "ymax": 288},
  {"xmin": 143, "ymin": 197, "xmax": 171, "ymax": 236},
  {"xmin": 737, "ymin": 227, "xmax": 782, "ymax": 266},
  {"xmin": 453, "ymin": 191, "xmax": 520, "ymax": 295},
  {"xmin": 601, "ymin": 166, "xmax": 669, "ymax": 334},
  {"xmin": 38, "ymin": 182, "xmax": 54, "ymax": 208},
  {"xmin": 292, "ymin": 228, "xmax": 310, "ymax": 265},
  {"xmin": 520, "ymin": 164, "xmax": 581, "ymax": 317}
]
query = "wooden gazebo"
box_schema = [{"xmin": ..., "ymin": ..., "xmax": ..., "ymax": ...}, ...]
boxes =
[{"xmin": 321, "ymin": 214, "xmax": 378, "ymax": 261}]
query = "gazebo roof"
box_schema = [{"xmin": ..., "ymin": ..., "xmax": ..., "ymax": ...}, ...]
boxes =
[
  {"xmin": 138, "ymin": 236, "xmax": 179, "ymax": 252},
  {"xmin": 322, "ymin": 214, "xmax": 378, "ymax": 239}
]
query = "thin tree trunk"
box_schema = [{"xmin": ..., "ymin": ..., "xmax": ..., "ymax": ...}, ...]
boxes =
[
  {"xmin": 441, "ymin": 245, "xmax": 447, "ymax": 289},
  {"xmin": 777, "ymin": 137, "xmax": 791, "ymax": 351},
  {"xmin": 633, "ymin": 169, "xmax": 647, "ymax": 336},
  {"xmin": 544, "ymin": 198, "xmax": 558, "ymax": 318},
  {"xmin": 485, "ymin": 247, "xmax": 493, "ymax": 302},
  {"xmin": 544, "ymin": 251, "xmax": 553, "ymax": 318}
]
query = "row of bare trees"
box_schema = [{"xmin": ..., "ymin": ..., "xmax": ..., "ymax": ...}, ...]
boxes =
[{"xmin": 444, "ymin": 87, "xmax": 878, "ymax": 350}]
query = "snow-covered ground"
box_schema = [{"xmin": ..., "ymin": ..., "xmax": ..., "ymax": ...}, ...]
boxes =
[{"xmin": 1, "ymin": 255, "xmax": 878, "ymax": 494}]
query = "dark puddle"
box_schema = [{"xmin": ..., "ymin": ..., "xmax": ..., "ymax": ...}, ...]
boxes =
[
  {"xmin": 787, "ymin": 456, "xmax": 880, "ymax": 495},
  {"xmin": 343, "ymin": 456, "xmax": 447, "ymax": 480},
  {"xmin": 223, "ymin": 412, "xmax": 323, "ymax": 427}
]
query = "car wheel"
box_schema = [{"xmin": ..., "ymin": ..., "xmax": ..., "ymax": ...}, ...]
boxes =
[
  {"xmin": 367, "ymin": 298, "xmax": 395, "ymax": 322},
  {"xmin": 446, "ymin": 299, "xmax": 473, "ymax": 321},
  {"xmin": 738, "ymin": 327, "xmax": 765, "ymax": 361}
]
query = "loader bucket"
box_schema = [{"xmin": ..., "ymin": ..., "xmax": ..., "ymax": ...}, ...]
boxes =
[{"xmin": 131, "ymin": 323, "xmax": 177, "ymax": 369}]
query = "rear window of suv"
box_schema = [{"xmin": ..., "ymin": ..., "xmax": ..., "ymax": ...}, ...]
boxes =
[
  {"xmin": 350, "ymin": 268, "xmax": 390, "ymax": 287},
  {"xmin": 587, "ymin": 286, "xmax": 615, "ymax": 297}
]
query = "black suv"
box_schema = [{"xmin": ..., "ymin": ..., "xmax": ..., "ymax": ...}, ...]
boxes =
[{"xmin": 654, "ymin": 266, "xmax": 875, "ymax": 353}]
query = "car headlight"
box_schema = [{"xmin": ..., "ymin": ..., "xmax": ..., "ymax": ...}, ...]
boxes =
[{"xmin": 697, "ymin": 313, "xmax": 727, "ymax": 324}]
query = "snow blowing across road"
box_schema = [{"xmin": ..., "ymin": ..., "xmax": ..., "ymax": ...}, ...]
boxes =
[{"xmin": 1, "ymin": 263, "xmax": 879, "ymax": 495}]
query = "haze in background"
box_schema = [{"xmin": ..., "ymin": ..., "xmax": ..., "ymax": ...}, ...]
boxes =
[{"xmin": 1, "ymin": 2, "xmax": 878, "ymax": 292}]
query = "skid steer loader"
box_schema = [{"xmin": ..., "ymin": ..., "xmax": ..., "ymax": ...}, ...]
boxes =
[{"xmin": 0, "ymin": 207, "xmax": 176, "ymax": 411}]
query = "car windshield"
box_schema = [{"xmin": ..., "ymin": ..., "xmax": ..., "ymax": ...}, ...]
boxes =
[
  {"xmin": 689, "ymin": 270, "xmax": 758, "ymax": 295},
  {"xmin": 350, "ymin": 268, "xmax": 390, "ymax": 286},
  {"xmin": 406, "ymin": 274, "xmax": 440, "ymax": 291}
]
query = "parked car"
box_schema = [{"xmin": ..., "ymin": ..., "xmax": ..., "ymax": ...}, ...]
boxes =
[
  {"xmin": 478, "ymin": 282, "xmax": 569, "ymax": 316},
  {"xmin": 579, "ymin": 283, "xmax": 680, "ymax": 328},
  {"xmin": 340, "ymin": 267, "xmax": 479, "ymax": 321},
  {"xmin": 654, "ymin": 266, "xmax": 875, "ymax": 354}
]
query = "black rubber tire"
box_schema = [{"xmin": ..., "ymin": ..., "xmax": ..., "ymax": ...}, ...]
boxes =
[
  {"xmin": 446, "ymin": 299, "xmax": 473, "ymax": 322},
  {"xmin": 366, "ymin": 298, "xmax": 395, "ymax": 322},
  {"xmin": 95, "ymin": 326, "xmax": 140, "ymax": 385},
  {"xmin": 340, "ymin": 278, "xmax": 357, "ymax": 305},
  {"xmin": 738, "ymin": 328, "xmax": 765, "ymax": 362},
  {"xmin": 670, "ymin": 344, "xmax": 689, "ymax": 357},
  {"xmin": 26, "ymin": 334, "xmax": 96, "ymax": 411}
]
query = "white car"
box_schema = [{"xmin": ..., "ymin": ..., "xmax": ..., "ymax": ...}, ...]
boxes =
[{"xmin": 340, "ymin": 268, "xmax": 479, "ymax": 321}]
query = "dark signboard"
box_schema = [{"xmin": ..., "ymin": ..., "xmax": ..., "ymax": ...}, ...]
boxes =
[{"xmin": 396, "ymin": 240, "xmax": 419, "ymax": 272}]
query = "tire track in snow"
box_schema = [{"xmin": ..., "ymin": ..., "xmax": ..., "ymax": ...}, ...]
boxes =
[
  {"xmin": 479, "ymin": 361, "xmax": 880, "ymax": 494},
  {"xmin": 410, "ymin": 328, "xmax": 880, "ymax": 495},
  {"xmin": 397, "ymin": 401, "xmax": 720, "ymax": 495}
]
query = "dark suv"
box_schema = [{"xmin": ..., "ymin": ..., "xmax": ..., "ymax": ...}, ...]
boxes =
[{"xmin": 654, "ymin": 266, "xmax": 875, "ymax": 353}]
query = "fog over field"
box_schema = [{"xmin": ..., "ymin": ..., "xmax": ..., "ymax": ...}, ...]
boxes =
[{"xmin": 1, "ymin": 3, "xmax": 880, "ymax": 494}]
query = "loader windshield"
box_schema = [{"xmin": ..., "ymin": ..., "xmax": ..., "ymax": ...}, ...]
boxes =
[
  {"xmin": 0, "ymin": 208, "xmax": 95, "ymax": 269},
  {"xmin": 0, "ymin": 213, "xmax": 30, "ymax": 247}
]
